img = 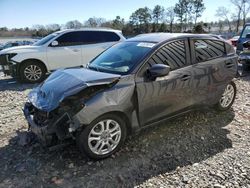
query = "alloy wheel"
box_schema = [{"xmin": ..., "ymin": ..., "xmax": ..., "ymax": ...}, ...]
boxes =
[
  {"xmin": 24, "ymin": 65, "xmax": 42, "ymax": 81},
  {"xmin": 220, "ymin": 84, "xmax": 235, "ymax": 108},
  {"xmin": 88, "ymin": 119, "xmax": 121, "ymax": 155}
]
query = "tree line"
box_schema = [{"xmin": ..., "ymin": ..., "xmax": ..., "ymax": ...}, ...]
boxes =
[{"xmin": 0, "ymin": 0, "xmax": 249, "ymax": 38}]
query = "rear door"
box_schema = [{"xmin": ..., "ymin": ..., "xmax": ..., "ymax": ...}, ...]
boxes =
[
  {"xmin": 81, "ymin": 31, "xmax": 121, "ymax": 65},
  {"xmin": 190, "ymin": 38, "xmax": 234, "ymax": 105},
  {"xmin": 46, "ymin": 31, "xmax": 83, "ymax": 70},
  {"xmin": 135, "ymin": 39, "xmax": 194, "ymax": 126}
]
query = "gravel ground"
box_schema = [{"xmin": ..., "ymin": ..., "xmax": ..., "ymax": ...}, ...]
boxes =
[{"xmin": 0, "ymin": 73, "xmax": 249, "ymax": 188}]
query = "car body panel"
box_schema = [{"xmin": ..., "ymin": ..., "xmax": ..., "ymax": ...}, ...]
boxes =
[
  {"xmin": 73, "ymin": 75, "xmax": 139, "ymax": 130},
  {"xmin": 46, "ymin": 45, "xmax": 83, "ymax": 70}
]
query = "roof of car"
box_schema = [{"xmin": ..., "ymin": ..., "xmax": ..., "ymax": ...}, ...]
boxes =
[{"xmin": 127, "ymin": 33, "xmax": 223, "ymax": 43}]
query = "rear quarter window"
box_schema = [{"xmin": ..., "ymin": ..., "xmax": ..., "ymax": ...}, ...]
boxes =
[{"xmin": 194, "ymin": 39, "xmax": 225, "ymax": 63}]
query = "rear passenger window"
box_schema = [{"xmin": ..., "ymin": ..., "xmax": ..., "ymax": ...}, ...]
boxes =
[
  {"xmin": 148, "ymin": 40, "xmax": 187, "ymax": 70},
  {"xmin": 80, "ymin": 31, "xmax": 120, "ymax": 44},
  {"xmin": 194, "ymin": 40, "xmax": 225, "ymax": 63}
]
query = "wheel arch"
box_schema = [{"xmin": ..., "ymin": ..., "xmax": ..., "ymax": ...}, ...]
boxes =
[
  {"xmin": 79, "ymin": 111, "xmax": 132, "ymax": 135},
  {"xmin": 107, "ymin": 111, "xmax": 132, "ymax": 134},
  {"xmin": 20, "ymin": 59, "xmax": 48, "ymax": 72}
]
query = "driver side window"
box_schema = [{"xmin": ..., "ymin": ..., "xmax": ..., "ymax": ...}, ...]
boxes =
[
  {"xmin": 138, "ymin": 40, "xmax": 187, "ymax": 78},
  {"xmin": 148, "ymin": 40, "xmax": 186, "ymax": 70},
  {"xmin": 56, "ymin": 32, "xmax": 82, "ymax": 46}
]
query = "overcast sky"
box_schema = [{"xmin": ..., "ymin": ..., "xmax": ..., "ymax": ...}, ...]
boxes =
[{"xmin": 0, "ymin": 0, "xmax": 235, "ymax": 28}]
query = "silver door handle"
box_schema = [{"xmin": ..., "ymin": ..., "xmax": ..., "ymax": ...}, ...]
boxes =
[{"xmin": 72, "ymin": 49, "xmax": 80, "ymax": 52}]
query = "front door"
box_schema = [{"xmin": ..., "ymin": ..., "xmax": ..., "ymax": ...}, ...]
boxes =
[
  {"xmin": 46, "ymin": 31, "xmax": 83, "ymax": 70},
  {"xmin": 135, "ymin": 39, "xmax": 193, "ymax": 126}
]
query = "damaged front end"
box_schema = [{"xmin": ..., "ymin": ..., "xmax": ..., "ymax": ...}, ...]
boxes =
[
  {"xmin": 0, "ymin": 53, "xmax": 19, "ymax": 76},
  {"xmin": 23, "ymin": 68, "xmax": 120, "ymax": 146},
  {"xmin": 23, "ymin": 102, "xmax": 74, "ymax": 146}
]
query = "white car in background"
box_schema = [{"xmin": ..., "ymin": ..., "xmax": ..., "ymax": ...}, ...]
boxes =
[{"xmin": 0, "ymin": 28, "xmax": 125, "ymax": 83}]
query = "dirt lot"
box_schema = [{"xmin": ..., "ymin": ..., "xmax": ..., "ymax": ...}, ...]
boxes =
[{"xmin": 0, "ymin": 73, "xmax": 249, "ymax": 188}]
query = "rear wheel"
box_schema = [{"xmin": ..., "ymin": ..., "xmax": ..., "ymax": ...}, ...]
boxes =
[
  {"xmin": 215, "ymin": 81, "xmax": 236, "ymax": 111},
  {"xmin": 19, "ymin": 60, "xmax": 46, "ymax": 83},
  {"xmin": 76, "ymin": 114, "xmax": 127, "ymax": 160}
]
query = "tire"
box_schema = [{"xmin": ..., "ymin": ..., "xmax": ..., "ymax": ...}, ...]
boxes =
[
  {"xmin": 76, "ymin": 113, "xmax": 127, "ymax": 160},
  {"xmin": 19, "ymin": 60, "xmax": 46, "ymax": 83},
  {"xmin": 215, "ymin": 81, "xmax": 236, "ymax": 111}
]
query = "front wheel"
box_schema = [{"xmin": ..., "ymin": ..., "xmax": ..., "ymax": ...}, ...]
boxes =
[
  {"xmin": 215, "ymin": 81, "xmax": 236, "ymax": 111},
  {"xmin": 19, "ymin": 61, "xmax": 46, "ymax": 83},
  {"xmin": 76, "ymin": 114, "xmax": 127, "ymax": 160}
]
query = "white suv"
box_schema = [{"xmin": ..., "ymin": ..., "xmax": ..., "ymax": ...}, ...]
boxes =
[{"xmin": 0, "ymin": 28, "xmax": 125, "ymax": 83}]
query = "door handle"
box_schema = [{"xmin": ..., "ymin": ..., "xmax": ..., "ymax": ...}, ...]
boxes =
[
  {"xmin": 72, "ymin": 49, "xmax": 80, "ymax": 52},
  {"xmin": 180, "ymin": 74, "xmax": 191, "ymax": 81},
  {"xmin": 225, "ymin": 62, "xmax": 234, "ymax": 68}
]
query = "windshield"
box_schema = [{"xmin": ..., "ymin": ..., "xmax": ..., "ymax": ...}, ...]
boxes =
[
  {"xmin": 88, "ymin": 41, "xmax": 155, "ymax": 74},
  {"xmin": 33, "ymin": 33, "xmax": 59, "ymax": 46}
]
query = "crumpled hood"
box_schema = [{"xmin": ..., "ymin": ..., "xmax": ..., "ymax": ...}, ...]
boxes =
[
  {"xmin": 28, "ymin": 68, "xmax": 120, "ymax": 112},
  {"xmin": 0, "ymin": 45, "xmax": 40, "ymax": 55}
]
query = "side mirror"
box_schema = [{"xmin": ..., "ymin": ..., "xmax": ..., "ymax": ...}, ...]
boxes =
[
  {"xmin": 243, "ymin": 40, "xmax": 250, "ymax": 48},
  {"xmin": 246, "ymin": 34, "xmax": 250, "ymax": 39},
  {"xmin": 51, "ymin": 40, "xmax": 59, "ymax": 47},
  {"xmin": 148, "ymin": 64, "xmax": 170, "ymax": 78}
]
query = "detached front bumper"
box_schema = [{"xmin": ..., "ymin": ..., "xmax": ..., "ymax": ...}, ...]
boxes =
[{"xmin": 23, "ymin": 103, "xmax": 74, "ymax": 146}]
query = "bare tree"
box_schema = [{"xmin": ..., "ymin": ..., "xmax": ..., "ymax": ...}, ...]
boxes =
[
  {"xmin": 230, "ymin": 0, "xmax": 250, "ymax": 32},
  {"xmin": 192, "ymin": 0, "xmax": 205, "ymax": 25},
  {"xmin": 84, "ymin": 17, "xmax": 106, "ymax": 27},
  {"xmin": 215, "ymin": 7, "xmax": 232, "ymax": 32},
  {"xmin": 65, "ymin": 20, "xmax": 83, "ymax": 29},
  {"xmin": 242, "ymin": 0, "xmax": 250, "ymax": 26},
  {"xmin": 165, "ymin": 7, "xmax": 175, "ymax": 32},
  {"xmin": 46, "ymin": 24, "xmax": 61, "ymax": 32},
  {"xmin": 218, "ymin": 21, "xmax": 224, "ymax": 33}
]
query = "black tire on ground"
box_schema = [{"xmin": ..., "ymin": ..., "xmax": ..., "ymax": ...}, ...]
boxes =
[
  {"xmin": 19, "ymin": 60, "xmax": 46, "ymax": 83},
  {"xmin": 215, "ymin": 81, "xmax": 237, "ymax": 111},
  {"xmin": 76, "ymin": 113, "xmax": 127, "ymax": 160}
]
